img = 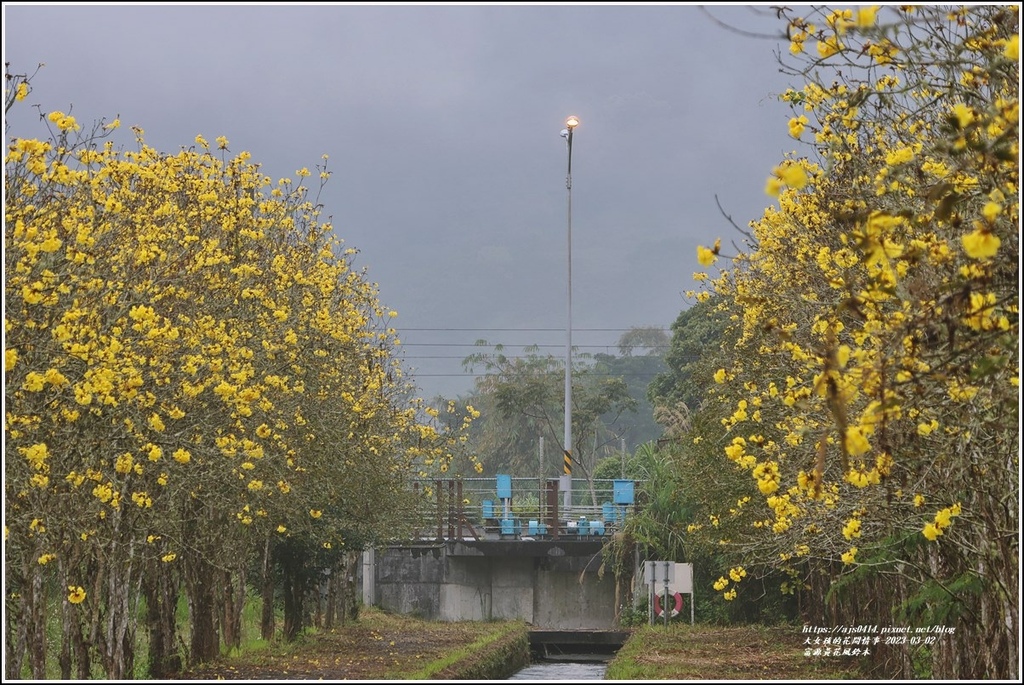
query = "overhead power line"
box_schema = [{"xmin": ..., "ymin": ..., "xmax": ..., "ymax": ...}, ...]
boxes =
[
  {"xmin": 400, "ymin": 327, "xmax": 667, "ymax": 332},
  {"xmin": 398, "ymin": 343, "xmax": 670, "ymax": 349},
  {"xmin": 411, "ymin": 372, "xmax": 667, "ymax": 378}
]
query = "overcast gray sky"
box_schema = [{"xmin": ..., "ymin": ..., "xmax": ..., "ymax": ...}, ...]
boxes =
[{"xmin": 4, "ymin": 2, "xmax": 803, "ymax": 400}]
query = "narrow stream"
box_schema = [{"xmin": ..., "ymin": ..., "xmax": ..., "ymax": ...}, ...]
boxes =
[{"xmin": 509, "ymin": 657, "xmax": 609, "ymax": 680}]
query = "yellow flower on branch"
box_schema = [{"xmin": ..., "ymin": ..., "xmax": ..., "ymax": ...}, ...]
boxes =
[
  {"xmin": 697, "ymin": 244, "xmax": 717, "ymax": 266},
  {"xmin": 47, "ymin": 110, "xmax": 80, "ymax": 132},
  {"xmin": 842, "ymin": 518, "xmax": 862, "ymax": 540},
  {"xmin": 951, "ymin": 103, "xmax": 975, "ymax": 129},
  {"xmin": 23, "ymin": 372, "xmax": 46, "ymax": 392},
  {"xmin": 855, "ymin": 6, "xmax": 879, "ymax": 28},
  {"xmin": 962, "ymin": 225, "xmax": 1001, "ymax": 259},
  {"xmin": 67, "ymin": 586, "xmax": 86, "ymax": 604},
  {"xmin": 817, "ymin": 35, "xmax": 844, "ymax": 59},
  {"xmin": 843, "ymin": 426, "xmax": 871, "ymax": 456},
  {"xmin": 779, "ymin": 164, "xmax": 809, "ymax": 189},
  {"xmin": 788, "ymin": 115, "xmax": 808, "ymax": 139},
  {"xmin": 982, "ymin": 202, "xmax": 1002, "ymax": 223}
]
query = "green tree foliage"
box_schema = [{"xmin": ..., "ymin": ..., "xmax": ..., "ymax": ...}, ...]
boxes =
[
  {"xmin": 616, "ymin": 325, "xmax": 669, "ymax": 357},
  {"xmin": 591, "ymin": 350, "xmax": 667, "ymax": 450},
  {"xmin": 460, "ymin": 343, "xmax": 637, "ymax": 489},
  {"xmin": 648, "ymin": 295, "xmax": 729, "ymax": 414}
]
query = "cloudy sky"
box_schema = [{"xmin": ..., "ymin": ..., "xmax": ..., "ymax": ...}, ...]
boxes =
[{"xmin": 4, "ymin": 2, "xmax": 804, "ymax": 400}]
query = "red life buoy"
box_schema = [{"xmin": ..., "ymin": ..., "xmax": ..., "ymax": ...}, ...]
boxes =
[{"xmin": 654, "ymin": 591, "xmax": 683, "ymax": 618}]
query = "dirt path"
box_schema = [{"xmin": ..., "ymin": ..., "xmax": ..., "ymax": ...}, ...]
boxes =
[{"xmin": 174, "ymin": 609, "xmax": 521, "ymax": 680}]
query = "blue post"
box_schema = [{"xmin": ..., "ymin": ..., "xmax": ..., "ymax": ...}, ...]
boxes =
[
  {"xmin": 496, "ymin": 474, "xmax": 512, "ymax": 499},
  {"xmin": 613, "ymin": 479, "xmax": 635, "ymax": 505}
]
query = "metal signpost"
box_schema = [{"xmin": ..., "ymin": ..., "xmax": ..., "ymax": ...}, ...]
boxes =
[{"xmin": 645, "ymin": 561, "xmax": 694, "ymax": 626}]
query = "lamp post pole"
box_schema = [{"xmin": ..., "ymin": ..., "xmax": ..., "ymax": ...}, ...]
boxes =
[{"xmin": 560, "ymin": 115, "xmax": 579, "ymax": 514}]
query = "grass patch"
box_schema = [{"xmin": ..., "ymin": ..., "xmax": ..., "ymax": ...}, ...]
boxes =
[
  {"xmin": 394, "ymin": 620, "xmax": 529, "ymax": 680},
  {"xmin": 606, "ymin": 623, "xmax": 864, "ymax": 680}
]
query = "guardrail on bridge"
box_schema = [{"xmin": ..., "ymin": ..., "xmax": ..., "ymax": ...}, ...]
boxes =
[{"xmin": 407, "ymin": 476, "xmax": 637, "ymax": 542}]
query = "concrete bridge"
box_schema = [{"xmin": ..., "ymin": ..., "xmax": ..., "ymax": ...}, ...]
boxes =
[{"xmin": 362, "ymin": 476, "xmax": 639, "ymax": 630}]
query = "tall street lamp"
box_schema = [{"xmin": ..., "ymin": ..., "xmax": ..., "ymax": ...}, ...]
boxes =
[{"xmin": 560, "ymin": 115, "xmax": 579, "ymax": 513}]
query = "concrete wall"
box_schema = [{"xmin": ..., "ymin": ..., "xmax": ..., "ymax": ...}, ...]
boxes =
[
  {"xmin": 534, "ymin": 559, "xmax": 616, "ymax": 629},
  {"xmin": 369, "ymin": 541, "xmax": 617, "ymax": 629}
]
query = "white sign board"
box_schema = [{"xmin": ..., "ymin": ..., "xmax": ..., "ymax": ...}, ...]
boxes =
[
  {"xmin": 644, "ymin": 560, "xmax": 675, "ymax": 584},
  {"xmin": 674, "ymin": 562, "xmax": 693, "ymax": 595},
  {"xmin": 644, "ymin": 561, "xmax": 693, "ymax": 594}
]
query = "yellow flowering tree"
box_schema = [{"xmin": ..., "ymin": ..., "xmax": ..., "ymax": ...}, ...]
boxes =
[
  {"xmin": 690, "ymin": 6, "xmax": 1017, "ymax": 679},
  {"xmin": 5, "ymin": 68, "xmax": 477, "ymax": 678}
]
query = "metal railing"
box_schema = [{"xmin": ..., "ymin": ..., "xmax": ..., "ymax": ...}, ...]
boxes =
[{"xmin": 405, "ymin": 476, "xmax": 637, "ymax": 542}]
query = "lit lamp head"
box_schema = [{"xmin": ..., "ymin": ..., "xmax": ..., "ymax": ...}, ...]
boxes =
[{"xmin": 562, "ymin": 115, "xmax": 579, "ymax": 143}]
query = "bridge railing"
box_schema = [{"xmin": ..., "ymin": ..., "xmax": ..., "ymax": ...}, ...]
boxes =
[{"xmin": 405, "ymin": 476, "xmax": 637, "ymax": 542}]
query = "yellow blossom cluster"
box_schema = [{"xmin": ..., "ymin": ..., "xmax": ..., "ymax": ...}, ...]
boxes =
[{"xmin": 922, "ymin": 503, "xmax": 963, "ymax": 541}]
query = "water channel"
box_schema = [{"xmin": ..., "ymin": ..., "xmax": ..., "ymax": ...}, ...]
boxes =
[{"xmin": 509, "ymin": 657, "xmax": 610, "ymax": 680}]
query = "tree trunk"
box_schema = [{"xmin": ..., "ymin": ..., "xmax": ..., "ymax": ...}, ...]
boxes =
[
  {"xmin": 324, "ymin": 568, "xmax": 337, "ymax": 630},
  {"xmin": 101, "ymin": 562, "xmax": 138, "ymax": 679},
  {"xmin": 5, "ymin": 567, "xmax": 28, "ymax": 680},
  {"xmin": 26, "ymin": 568, "xmax": 47, "ymax": 679},
  {"xmin": 311, "ymin": 572, "xmax": 324, "ymax": 630},
  {"xmin": 58, "ymin": 554, "xmax": 91, "ymax": 680},
  {"xmin": 281, "ymin": 564, "xmax": 304, "ymax": 642},
  {"xmin": 184, "ymin": 553, "xmax": 220, "ymax": 665},
  {"xmin": 218, "ymin": 567, "xmax": 246, "ymax": 652},
  {"xmin": 342, "ymin": 550, "xmax": 360, "ymax": 624},
  {"xmin": 141, "ymin": 561, "xmax": 181, "ymax": 678},
  {"xmin": 261, "ymin": 535, "xmax": 276, "ymax": 641}
]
